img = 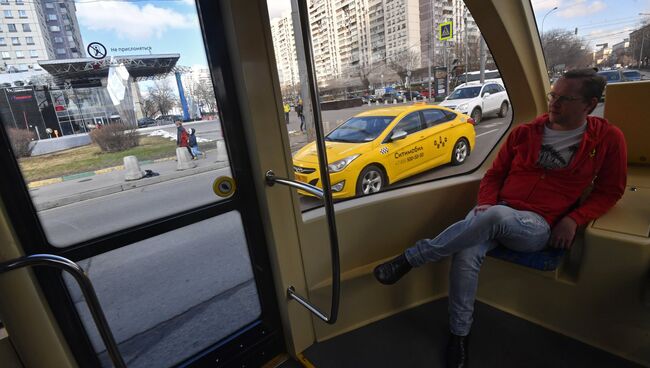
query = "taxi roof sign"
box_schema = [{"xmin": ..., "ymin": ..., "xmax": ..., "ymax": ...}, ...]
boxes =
[{"xmin": 439, "ymin": 22, "xmax": 453, "ymax": 41}]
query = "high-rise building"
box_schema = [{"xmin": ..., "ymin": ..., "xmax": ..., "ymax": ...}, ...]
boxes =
[
  {"xmin": 40, "ymin": 0, "xmax": 85, "ymax": 59},
  {"xmin": 0, "ymin": 0, "xmax": 84, "ymax": 74},
  {"xmin": 0, "ymin": 0, "xmax": 52, "ymax": 73},
  {"xmin": 270, "ymin": 12, "xmax": 300, "ymax": 88}
]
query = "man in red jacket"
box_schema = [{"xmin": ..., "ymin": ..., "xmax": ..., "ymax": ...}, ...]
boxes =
[{"xmin": 374, "ymin": 68, "xmax": 627, "ymax": 368}]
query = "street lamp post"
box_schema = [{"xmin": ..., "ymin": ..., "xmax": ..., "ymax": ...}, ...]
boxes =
[
  {"xmin": 541, "ymin": 6, "xmax": 558, "ymax": 39},
  {"xmin": 639, "ymin": 13, "xmax": 650, "ymax": 68}
]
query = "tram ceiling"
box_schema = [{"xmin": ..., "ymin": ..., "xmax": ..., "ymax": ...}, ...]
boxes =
[{"xmin": 37, "ymin": 54, "xmax": 182, "ymax": 83}]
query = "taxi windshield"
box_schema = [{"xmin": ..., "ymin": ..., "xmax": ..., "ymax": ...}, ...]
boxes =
[
  {"xmin": 326, "ymin": 116, "xmax": 394, "ymax": 143},
  {"xmin": 447, "ymin": 86, "xmax": 481, "ymax": 100}
]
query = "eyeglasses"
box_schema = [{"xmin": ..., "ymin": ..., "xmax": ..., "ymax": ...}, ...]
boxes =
[{"xmin": 547, "ymin": 92, "xmax": 583, "ymax": 103}]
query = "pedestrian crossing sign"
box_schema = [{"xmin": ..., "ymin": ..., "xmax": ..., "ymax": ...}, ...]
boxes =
[{"xmin": 439, "ymin": 22, "xmax": 453, "ymax": 41}]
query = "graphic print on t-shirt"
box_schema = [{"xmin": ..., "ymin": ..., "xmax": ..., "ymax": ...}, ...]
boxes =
[{"xmin": 537, "ymin": 144, "xmax": 579, "ymax": 169}]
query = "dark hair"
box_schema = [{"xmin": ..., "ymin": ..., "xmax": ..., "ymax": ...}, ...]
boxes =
[{"xmin": 561, "ymin": 68, "xmax": 606, "ymax": 101}]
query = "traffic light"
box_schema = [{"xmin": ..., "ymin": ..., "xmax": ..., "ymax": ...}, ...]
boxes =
[{"xmin": 575, "ymin": 27, "xmax": 578, "ymax": 35}]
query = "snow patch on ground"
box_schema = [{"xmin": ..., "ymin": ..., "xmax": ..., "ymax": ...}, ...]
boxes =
[{"xmin": 148, "ymin": 130, "xmax": 211, "ymax": 142}]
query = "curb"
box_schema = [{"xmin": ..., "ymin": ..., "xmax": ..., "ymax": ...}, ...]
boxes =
[
  {"xmin": 27, "ymin": 156, "xmax": 178, "ymax": 189},
  {"xmin": 34, "ymin": 160, "xmax": 230, "ymax": 212}
]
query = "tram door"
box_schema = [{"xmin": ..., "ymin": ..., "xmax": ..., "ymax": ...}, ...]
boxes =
[{"xmin": 0, "ymin": 1, "xmax": 287, "ymax": 367}]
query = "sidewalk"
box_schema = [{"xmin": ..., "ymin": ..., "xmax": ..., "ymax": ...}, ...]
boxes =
[{"xmin": 30, "ymin": 147, "xmax": 228, "ymax": 211}]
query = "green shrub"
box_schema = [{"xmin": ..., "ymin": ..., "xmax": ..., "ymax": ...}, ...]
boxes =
[
  {"xmin": 7, "ymin": 127, "xmax": 35, "ymax": 158},
  {"xmin": 89, "ymin": 123, "xmax": 140, "ymax": 152}
]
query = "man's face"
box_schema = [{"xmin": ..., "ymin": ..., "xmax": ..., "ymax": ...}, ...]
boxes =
[
  {"xmin": 175, "ymin": 121, "xmax": 181, "ymax": 127},
  {"xmin": 548, "ymin": 78, "xmax": 594, "ymax": 128}
]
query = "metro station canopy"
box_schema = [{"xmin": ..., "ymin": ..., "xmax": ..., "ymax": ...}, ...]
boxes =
[{"xmin": 38, "ymin": 54, "xmax": 182, "ymax": 82}]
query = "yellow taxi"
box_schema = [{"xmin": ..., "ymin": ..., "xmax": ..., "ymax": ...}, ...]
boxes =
[{"xmin": 292, "ymin": 103, "xmax": 476, "ymax": 199}]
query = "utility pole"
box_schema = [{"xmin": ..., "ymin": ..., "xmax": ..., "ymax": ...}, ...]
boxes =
[
  {"xmin": 464, "ymin": 8, "xmax": 469, "ymax": 83},
  {"xmin": 476, "ymin": 34, "xmax": 480, "ymax": 83},
  {"xmin": 291, "ymin": 0, "xmax": 314, "ymax": 139},
  {"xmin": 427, "ymin": 0, "xmax": 433, "ymax": 101}
]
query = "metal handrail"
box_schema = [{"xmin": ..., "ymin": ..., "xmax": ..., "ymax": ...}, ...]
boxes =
[
  {"xmin": 265, "ymin": 170, "xmax": 323, "ymax": 199},
  {"xmin": 264, "ymin": 0, "xmax": 341, "ymax": 325},
  {"xmin": 0, "ymin": 254, "xmax": 126, "ymax": 368}
]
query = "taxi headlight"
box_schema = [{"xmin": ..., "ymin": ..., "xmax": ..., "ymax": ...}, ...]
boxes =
[
  {"xmin": 327, "ymin": 154, "xmax": 360, "ymax": 173},
  {"xmin": 457, "ymin": 103, "xmax": 469, "ymax": 111}
]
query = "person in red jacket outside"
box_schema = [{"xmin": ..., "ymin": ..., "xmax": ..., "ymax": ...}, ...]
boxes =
[
  {"xmin": 373, "ymin": 68, "xmax": 627, "ymax": 368},
  {"xmin": 175, "ymin": 120, "xmax": 195, "ymax": 159}
]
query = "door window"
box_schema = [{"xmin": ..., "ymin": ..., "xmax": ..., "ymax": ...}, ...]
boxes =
[
  {"xmin": 0, "ymin": 1, "xmax": 281, "ymax": 367},
  {"xmin": 393, "ymin": 112, "xmax": 423, "ymax": 135},
  {"xmin": 422, "ymin": 109, "xmax": 451, "ymax": 128}
]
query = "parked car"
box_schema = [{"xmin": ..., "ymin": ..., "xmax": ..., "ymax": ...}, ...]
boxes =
[
  {"xmin": 292, "ymin": 104, "xmax": 475, "ymax": 199},
  {"xmin": 378, "ymin": 92, "xmax": 404, "ymax": 103},
  {"xmin": 439, "ymin": 81, "xmax": 510, "ymax": 124},
  {"xmin": 401, "ymin": 91, "xmax": 424, "ymax": 101},
  {"xmin": 137, "ymin": 117, "xmax": 156, "ymax": 128},
  {"xmin": 597, "ymin": 69, "xmax": 628, "ymax": 100},
  {"xmin": 622, "ymin": 69, "xmax": 642, "ymax": 81},
  {"xmin": 597, "ymin": 69, "xmax": 627, "ymax": 83},
  {"xmin": 361, "ymin": 95, "xmax": 377, "ymax": 104},
  {"xmin": 155, "ymin": 114, "xmax": 184, "ymax": 124}
]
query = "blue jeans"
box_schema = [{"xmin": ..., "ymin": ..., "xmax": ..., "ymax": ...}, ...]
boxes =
[
  {"xmin": 404, "ymin": 205, "xmax": 550, "ymax": 336},
  {"xmin": 190, "ymin": 145, "xmax": 202, "ymax": 157}
]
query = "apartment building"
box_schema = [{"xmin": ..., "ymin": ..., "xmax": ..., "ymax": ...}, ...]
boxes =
[
  {"xmin": 384, "ymin": 0, "xmax": 420, "ymax": 64},
  {"xmin": 0, "ymin": 0, "xmax": 52, "ymax": 73},
  {"xmin": 41, "ymin": 0, "xmax": 85, "ymax": 59},
  {"xmin": 270, "ymin": 12, "xmax": 300, "ymax": 88}
]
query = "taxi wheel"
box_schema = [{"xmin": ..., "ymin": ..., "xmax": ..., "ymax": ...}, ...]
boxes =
[
  {"xmin": 471, "ymin": 108, "xmax": 482, "ymax": 124},
  {"xmin": 451, "ymin": 139, "xmax": 470, "ymax": 166},
  {"xmin": 356, "ymin": 165, "xmax": 385, "ymax": 196}
]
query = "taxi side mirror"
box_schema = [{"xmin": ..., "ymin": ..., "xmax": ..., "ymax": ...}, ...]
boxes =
[{"xmin": 387, "ymin": 130, "xmax": 408, "ymax": 142}]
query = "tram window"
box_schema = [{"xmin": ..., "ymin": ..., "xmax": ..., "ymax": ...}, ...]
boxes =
[
  {"xmin": 0, "ymin": 1, "xmax": 230, "ymax": 247},
  {"xmin": 267, "ymin": 0, "xmax": 511, "ymax": 210},
  {"xmin": 532, "ymin": 0, "xmax": 648, "ymax": 119},
  {"xmin": 63, "ymin": 212, "xmax": 262, "ymax": 367},
  {"xmin": 0, "ymin": 2, "xmax": 271, "ymax": 367}
]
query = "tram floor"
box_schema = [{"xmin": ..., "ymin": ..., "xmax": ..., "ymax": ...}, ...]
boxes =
[{"xmin": 279, "ymin": 297, "xmax": 643, "ymax": 368}]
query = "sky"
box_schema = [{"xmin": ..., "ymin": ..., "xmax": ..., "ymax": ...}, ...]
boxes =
[
  {"xmin": 531, "ymin": 0, "xmax": 650, "ymax": 51},
  {"xmin": 75, "ymin": 0, "xmax": 207, "ymax": 68},
  {"xmin": 72, "ymin": 0, "xmax": 650, "ymax": 74}
]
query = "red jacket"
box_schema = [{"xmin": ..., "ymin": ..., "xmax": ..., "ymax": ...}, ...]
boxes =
[{"xmin": 478, "ymin": 114, "xmax": 627, "ymax": 226}]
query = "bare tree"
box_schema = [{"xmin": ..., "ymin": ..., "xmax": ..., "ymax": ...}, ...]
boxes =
[
  {"xmin": 146, "ymin": 81, "xmax": 178, "ymax": 116},
  {"xmin": 143, "ymin": 98, "xmax": 157, "ymax": 118},
  {"xmin": 193, "ymin": 80, "xmax": 217, "ymax": 113},
  {"xmin": 541, "ymin": 29, "xmax": 591, "ymax": 71},
  {"xmin": 387, "ymin": 50, "xmax": 420, "ymax": 84}
]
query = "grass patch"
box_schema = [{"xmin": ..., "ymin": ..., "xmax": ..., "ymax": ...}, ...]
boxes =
[{"xmin": 18, "ymin": 137, "xmax": 217, "ymax": 183}]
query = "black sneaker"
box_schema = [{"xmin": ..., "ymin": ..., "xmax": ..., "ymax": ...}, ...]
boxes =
[
  {"xmin": 373, "ymin": 254, "xmax": 412, "ymax": 285},
  {"xmin": 446, "ymin": 332, "xmax": 469, "ymax": 368}
]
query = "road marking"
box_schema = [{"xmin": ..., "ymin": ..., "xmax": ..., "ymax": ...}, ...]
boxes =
[
  {"xmin": 480, "ymin": 122, "xmax": 504, "ymax": 128},
  {"xmin": 476, "ymin": 129, "xmax": 499, "ymax": 138}
]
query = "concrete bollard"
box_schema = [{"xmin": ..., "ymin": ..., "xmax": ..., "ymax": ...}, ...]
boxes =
[
  {"xmin": 123, "ymin": 156, "xmax": 144, "ymax": 181},
  {"xmin": 393, "ymin": 99, "xmax": 397, "ymax": 104},
  {"xmin": 368, "ymin": 100, "xmax": 371, "ymax": 106},
  {"xmin": 412, "ymin": 97, "xmax": 416, "ymax": 102},
  {"xmin": 216, "ymin": 139, "xmax": 228, "ymax": 161},
  {"xmin": 176, "ymin": 147, "xmax": 197, "ymax": 170},
  {"xmin": 376, "ymin": 100, "xmax": 379, "ymax": 106},
  {"xmin": 384, "ymin": 100, "xmax": 388, "ymax": 105}
]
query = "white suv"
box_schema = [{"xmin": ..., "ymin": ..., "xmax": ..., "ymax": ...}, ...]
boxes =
[{"xmin": 439, "ymin": 81, "xmax": 510, "ymax": 124}]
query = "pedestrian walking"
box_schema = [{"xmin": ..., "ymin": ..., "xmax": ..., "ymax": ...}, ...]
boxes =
[
  {"xmin": 188, "ymin": 128, "xmax": 206, "ymax": 159},
  {"xmin": 283, "ymin": 102, "xmax": 291, "ymax": 124},
  {"xmin": 175, "ymin": 120, "xmax": 195, "ymax": 159},
  {"xmin": 296, "ymin": 99, "xmax": 305, "ymax": 132}
]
